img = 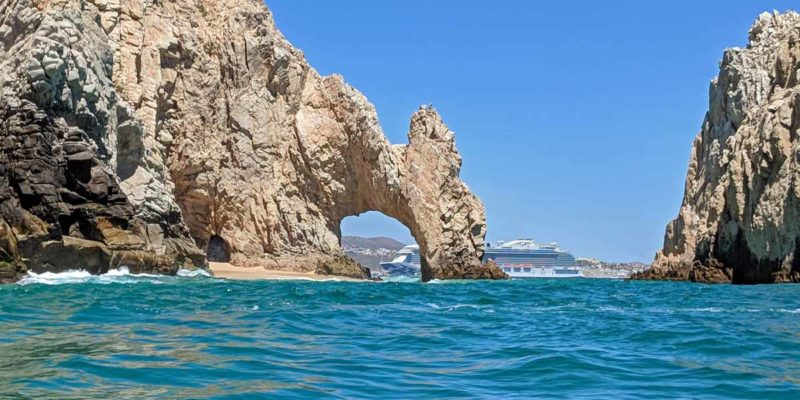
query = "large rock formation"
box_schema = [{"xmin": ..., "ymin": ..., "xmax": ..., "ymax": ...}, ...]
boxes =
[
  {"xmin": 0, "ymin": 0, "xmax": 499, "ymax": 282},
  {"xmin": 636, "ymin": 11, "xmax": 800, "ymax": 284},
  {"xmin": 0, "ymin": 0, "xmax": 205, "ymax": 283}
]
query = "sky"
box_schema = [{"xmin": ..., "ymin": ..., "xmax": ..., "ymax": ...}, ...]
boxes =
[{"xmin": 267, "ymin": 0, "xmax": 798, "ymax": 262}]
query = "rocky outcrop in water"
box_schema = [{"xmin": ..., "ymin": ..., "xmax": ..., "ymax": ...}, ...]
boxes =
[
  {"xmin": 0, "ymin": 0, "xmax": 498, "ymax": 282},
  {"xmin": 0, "ymin": 0, "xmax": 205, "ymax": 283},
  {"xmin": 636, "ymin": 11, "xmax": 800, "ymax": 284}
]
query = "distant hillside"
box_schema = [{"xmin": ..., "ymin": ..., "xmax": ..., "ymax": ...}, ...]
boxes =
[
  {"xmin": 342, "ymin": 236, "xmax": 408, "ymax": 273},
  {"xmin": 342, "ymin": 236, "xmax": 406, "ymax": 251},
  {"xmin": 576, "ymin": 258, "xmax": 649, "ymax": 278}
]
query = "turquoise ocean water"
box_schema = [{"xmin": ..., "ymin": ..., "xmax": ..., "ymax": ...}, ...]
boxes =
[{"xmin": 1, "ymin": 271, "xmax": 799, "ymax": 399}]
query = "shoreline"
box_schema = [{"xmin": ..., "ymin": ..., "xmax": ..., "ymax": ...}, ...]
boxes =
[{"xmin": 208, "ymin": 262, "xmax": 364, "ymax": 282}]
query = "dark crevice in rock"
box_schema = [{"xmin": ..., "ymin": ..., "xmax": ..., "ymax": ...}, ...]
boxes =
[{"xmin": 206, "ymin": 234, "xmax": 231, "ymax": 262}]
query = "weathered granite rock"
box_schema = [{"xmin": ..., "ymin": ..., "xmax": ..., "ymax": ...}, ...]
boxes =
[
  {"xmin": 435, "ymin": 259, "xmax": 507, "ymax": 281},
  {"xmin": 315, "ymin": 256, "xmax": 372, "ymax": 280},
  {"xmin": 0, "ymin": 218, "xmax": 24, "ymax": 282},
  {"xmin": 0, "ymin": 0, "xmax": 497, "ymax": 281},
  {"xmin": 0, "ymin": 0, "xmax": 204, "ymax": 281},
  {"xmin": 635, "ymin": 11, "xmax": 800, "ymax": 284}
]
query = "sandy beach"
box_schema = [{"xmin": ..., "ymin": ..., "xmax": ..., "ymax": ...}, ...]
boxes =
[{"xmin": 208, "ymin": 262, "xmax": 363, "ymax": 282}]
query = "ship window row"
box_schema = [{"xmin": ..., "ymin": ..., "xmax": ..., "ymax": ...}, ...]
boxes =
[
  {"xmin": 489, "ymin": 255, "xmax": 574, "ymax": 260},
  {"xmin": 493, "ymin": 261, "xmax": 575, "ymax": 267}
]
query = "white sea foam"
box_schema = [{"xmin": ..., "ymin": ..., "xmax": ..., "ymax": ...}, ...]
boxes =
[
  {"xmin": 381, "ymin": 276, "xmax": 420, "ymax": 283},
  {"xmin": 650, "ymin": 307, "xmax": 800, "ymax": 315},
  {"xmin": 17, "ymin": 266, "xmax": 212, "ymax": 286},
  {"xmin": 427, "ymin": 278, "xmax": 477, "ymax": 284},
  {"xmin": 687, "ymin": 307, "xmax": 724, "ymax": 313},
  {"xmin": 104, "ymin": 267, "xmax": 160, "ymax": 278},
  {"xmin": 176, "ymin": 268, "xmax": 212, "ymax": 277},
  {"xmin": 17, "ymin": 269, "xmax": 94, "ymax": 286},
  {"xmin": 428, "ymin": 302, "xmax": 483, "ymax": 311},
  {"xmin": 599, "ymin": 305, "xmax": 626, "ymax": 313}
]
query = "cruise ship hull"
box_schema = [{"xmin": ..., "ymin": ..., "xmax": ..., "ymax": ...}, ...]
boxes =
[
  {"xmin": 380, "ymin": 244, "xmax": 422, "ymax": 277},
  {"xmin": 379, "ymin": 240, "xmax": 583, "ymax": 279},
  {"xmin": 379, "ymin": 262, "xmax": 420, "ymax": 277}
]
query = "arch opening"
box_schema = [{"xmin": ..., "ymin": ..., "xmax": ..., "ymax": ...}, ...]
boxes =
[
  {"xmin": 339, "ymin": 211, "xmax": 421, "ymax": 279},
  {"xmin": 207, "ymin": 235, "xmax": 231, "ymax": 262}
]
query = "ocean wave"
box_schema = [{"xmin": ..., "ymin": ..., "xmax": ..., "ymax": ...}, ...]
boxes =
[
  {"xmin": 428, "ymin": 302, "xmax": 485, "ymax": 312},
  {"xmin": 647, "ymin": 306, "xmax": 800, "ymax": 315},
  {"xmin": 17, "ymin": 269, "xmax": 94, "ymax": 286},
  {"xmin": 2, "ymin": 276, "xmax": 799, "ymax": 398},
  {"xmin": 380, "ymin": 276, "xmax": 420, "ymax": 283},
  {"xmin": 176, "ymin": 268, "xmax": 212, "ymax": 277},
  {"xmin": 17, "ymin": 267, "xmax": 213, "ymax": 286},
  {"xmin": 427, "ymin": 279, "xmax": 474, "ymax": 284}
]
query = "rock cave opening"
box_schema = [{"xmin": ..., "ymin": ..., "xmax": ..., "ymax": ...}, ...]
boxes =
[
  {"xmin": 339, "ymin": 211, "xmax": 421, "ymax": 278},
  {"xmin": 115, "ymin": 120, "xmax": 145, "ymax": 181},
  {"xmin": 207, "ymin": 235, "xmax": 231, "ymax": 263}
]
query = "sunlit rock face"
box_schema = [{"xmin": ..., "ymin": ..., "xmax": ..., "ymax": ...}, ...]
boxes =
[
  {"xmin": 637, "ymin": 11, "xmax": 800, "ymax": 284},
  {"xmin": 0, "ymin": 0, "xmax": 499, "ymax": 281}
]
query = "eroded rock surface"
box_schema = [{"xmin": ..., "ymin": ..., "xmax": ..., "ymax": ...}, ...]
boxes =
[
  {"xmin": 0, "ymin": 0, "xmax": 205, "ymax": 282},
  {"xmin": 1, "ymin": 0, "xmax": 496, "ymax": 281},
  {"xmin": 636, "ymin": 11, "xmax": 800, "ymax": 284}
]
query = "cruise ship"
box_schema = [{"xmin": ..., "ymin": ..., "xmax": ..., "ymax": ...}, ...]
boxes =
[
  {"xmin": 483, "ymin": 239, "xmax": 583, "ymax": 278},
  {"xmin": 379, "ymin": 244, "xmax": 421, "ymax": 277},
  {"xmin": 379, "ymin": 239, "xmax": 582, "ymax": 279}
]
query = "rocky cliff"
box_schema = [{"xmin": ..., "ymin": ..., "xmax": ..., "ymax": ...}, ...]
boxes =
[
  {"xmin": 636, "ymin": 11, "xmax": 800, "ymax": 284},
  {"xmin": 0, "ymin": 0, "xmax": 500, "ymax": 282}
]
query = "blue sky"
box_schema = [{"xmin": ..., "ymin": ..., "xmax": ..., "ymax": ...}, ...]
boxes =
[{"xmin": 267, "ymin": 1, "xmax": 797, "ymax": 262}]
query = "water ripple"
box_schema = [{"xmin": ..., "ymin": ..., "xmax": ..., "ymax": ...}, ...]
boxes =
[{"xmin": 0, "ymin": 274, "xmax": 799, "ymax": 398}]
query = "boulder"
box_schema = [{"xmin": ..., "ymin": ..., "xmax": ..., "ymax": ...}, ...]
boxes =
[
  {"xmin": 29, "ymin": 237, "xmax": 112, "ymax": 275},
  {"xmin": 315, "ymin": 256, "xmax": 372, "ymax": 280}
]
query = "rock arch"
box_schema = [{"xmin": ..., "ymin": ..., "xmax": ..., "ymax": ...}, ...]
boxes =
[
  {"xmin": 324, "ymin": 108, "xmax": 492, "ymax": 281},
  {"xmin": 2, "ymin": 0, "xmax": 505, "ymax": 281},
  {"xmin": 121, "ymin": 1, "xmax": 503, "ymax": 281}
]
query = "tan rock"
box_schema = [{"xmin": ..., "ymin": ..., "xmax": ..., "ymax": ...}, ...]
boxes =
[
  {"xmin": 0, "ymin": 0, "xmax": 496, "ymax": 281},
  {"xmin": 0, "ymin": 0, "xmax": 204, "ymax": 281},
  {"xmin": 0, "ymin": 218, "xmax": 24, "ymax": 283},
  {"xmin": 637, "ymin": 11, "xmax": 800, "ymax": 284},
  {"xmin": 314, "ymin": 256, "xmax": 372, "ymax": 280},
  {"xmin": 110, "ymin": 250, "xmax": 176, "ymax": 275},
  {"xmin": 105, "ymin": 0, "xmax": 492, "ymax": 280},
  {"xmin": 93, "ymin": 216, "xmax": 146, "ymax": 251}
]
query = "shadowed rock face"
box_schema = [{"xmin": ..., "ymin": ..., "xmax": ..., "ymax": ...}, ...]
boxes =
[
  {"xmin": 0, "ymin": 0, "xmax": 500, "ymax": 281},
  {"xmin": 0, "ymin": 0, "xmax": 205, "ymax": 282},
  {"xmin": 635, "ymin": 11, "xmax": 800, "ymax": 284}
]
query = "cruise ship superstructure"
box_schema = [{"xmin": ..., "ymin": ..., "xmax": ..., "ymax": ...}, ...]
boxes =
[
  {"xmin": 378, "ymin": 239, "xmax": 582, "ymax": 279},
  {"xmin": 379, "ymin": 244, "xmax": 421, "ymax": 277},
  {"xmin": 483, "ymin": 239, "xmax": 582, "ymax": 278}
]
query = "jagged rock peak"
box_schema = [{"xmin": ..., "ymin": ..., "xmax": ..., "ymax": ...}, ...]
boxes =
[
  {"xmin": 748, "ymin": 10, "xmax": 800, "ymax": 45},
  {"xmin": 0, "ymin": 0, "xmax": 502, "ymax": 281},
  {"xmin": 634, "ymin": 10, "xmax": 800, "ymax": 284}
]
